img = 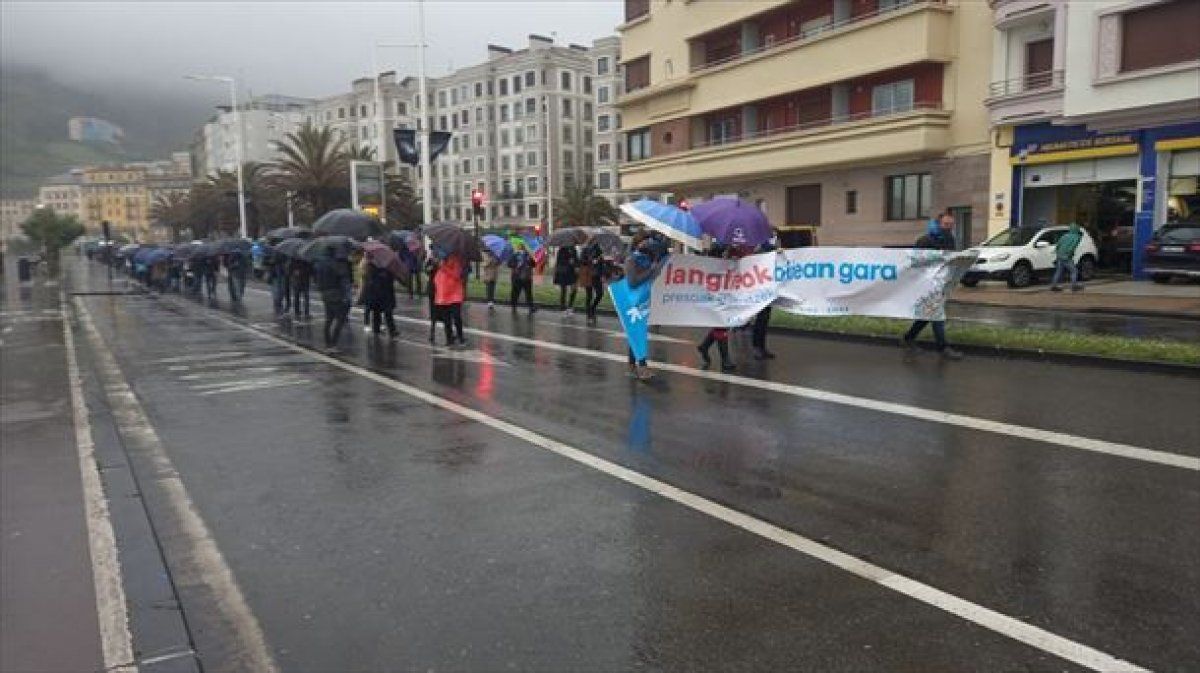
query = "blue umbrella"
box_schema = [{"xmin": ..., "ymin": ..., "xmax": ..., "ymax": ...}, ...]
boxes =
[
  {"xmin": 691, "ymin": 198, "xmax": 773, "ymax": 247},
  {"xmin": 620, "ymin": 198, "xmax": 704, "ymax": 249},
  {"xmin": 481, "ymin": 234, "xmax": 512, "ymax": 262}
]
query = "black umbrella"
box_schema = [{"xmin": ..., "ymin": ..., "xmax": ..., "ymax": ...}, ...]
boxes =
[
  {"xmin": 585, "ymin": 228, "xmax": 625, "ymax": 257},
  {"xmin": 312, "ymin": 209, "xmax": 382, "ymax": 241},
  {"xmin": 192, "ymin": 242, "xmax": 220, "ymax": 259},
  {"xmin": 547, "ymin": 227, "xmax": 590, "ymax": 247},
  {"xmin": 273, "ymin": 238, "xmax": 308, "ymax": 259},
  {"xmin": 422, "ymin": 222, "xmax": 481, "ymax": 261},
  {"xmin": 217, "ymin": 239, "xmax": 252, "ymax": 254},
  {"xmin": 300, "ymin": 235, "xmax": 359, "ymax": 262},
  {"xmin": 265, "ymin": 227, "xmax": 313, "ymax": 244}
]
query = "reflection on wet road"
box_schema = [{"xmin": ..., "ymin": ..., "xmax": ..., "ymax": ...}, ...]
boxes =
[{"xmin": 67, "ymin": 260, "xmax": 1199, "ymax": 671}]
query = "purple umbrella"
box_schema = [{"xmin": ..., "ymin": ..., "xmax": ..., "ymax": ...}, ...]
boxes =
[{"xmin": 692, "ymin": 198, "xmax": 773, "ymax": 248}]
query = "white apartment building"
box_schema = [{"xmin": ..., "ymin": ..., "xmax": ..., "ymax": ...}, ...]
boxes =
[
  {"xmin": 38, "ymin": 171, "xmax": 85, "ymax": 222},
  {"xmin": 591, "ymin": 36, "xmax": 623, "ymax": 206},
  {"xmin": 193, "ymin": 95, "xmax": 312, "ymax": 178},
  {"xmin": 302, "ymin": 72, "xmax": 418, "ymax": 171},
  {"xmin": 0, "ymin": 199, "xmax": 37, "ymax": 244},
  {"xmin": 406, "ymin": 35, "xmax": 601, "ymax": 227}
]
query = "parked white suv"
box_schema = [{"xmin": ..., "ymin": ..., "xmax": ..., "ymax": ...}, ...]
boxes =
[{"xmin": 961, "ymin": 226, "xmax": 1099, "ymax": 288}]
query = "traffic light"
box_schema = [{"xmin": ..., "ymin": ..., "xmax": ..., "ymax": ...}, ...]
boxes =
[
  {"xmin": 533, "ymin": 223, "xmax": 542, "ymax": 236},
  {"xmin": 470, "ymin": 189, "xmax": 485, "ymax": 220}
]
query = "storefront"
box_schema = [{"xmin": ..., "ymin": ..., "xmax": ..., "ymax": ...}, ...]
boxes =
[{"xmin": 1009, "ymin": 122, "xmax": 1200, "ymax": 278}]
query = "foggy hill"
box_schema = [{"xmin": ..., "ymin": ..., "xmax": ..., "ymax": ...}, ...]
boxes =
[{"xmin": 0, "ymin": 63, "xmax": 218, "ymax": 197}]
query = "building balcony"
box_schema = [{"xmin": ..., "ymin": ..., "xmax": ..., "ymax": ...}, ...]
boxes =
[
  {"xmin": 619, "ymin": 0, "xmax": 954, "ymax": 125},
  {"xmin": 984, "ymin": 70, "xmax": 1064, "ymax": 125},
  {"xmin": 620, "ymin": 104, "xmax": 950, "ymax": 191}
]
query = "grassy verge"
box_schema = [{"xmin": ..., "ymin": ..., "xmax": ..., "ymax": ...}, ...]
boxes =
[{"xmin": 466, "ymin": 279, "xmax": 1200, "ymax": 367}]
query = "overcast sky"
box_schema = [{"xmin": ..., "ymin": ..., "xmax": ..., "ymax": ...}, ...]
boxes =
[{"xmin": 1, "ymin": 0, "xmax": 624, "ymax": 99}]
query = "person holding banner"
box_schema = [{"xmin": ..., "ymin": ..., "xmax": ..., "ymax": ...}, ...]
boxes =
[
  {"xmin": 750, "ymin": 240, "xmax": 778, "ymax": 360},
  {"xmin": 620, "ymin": 233, "xmax": 669, "ymax": 380},
  {"xmin": 697, "ymin": 244, "xmax": 738, "ymax": 372},
  {"xmin": 901, "ymin": 213, "xmax": 964, "ymax": 361}
]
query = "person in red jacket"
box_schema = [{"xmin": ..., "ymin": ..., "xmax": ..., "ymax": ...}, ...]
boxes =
[{"xmin": 434, "ymin": 252, "xmax": 467, "ymax": 348}]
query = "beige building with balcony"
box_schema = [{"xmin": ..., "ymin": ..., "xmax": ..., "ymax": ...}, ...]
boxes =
[{"xmin": 616, "ymin": 0, "xmax": 993, "ymax": 246}]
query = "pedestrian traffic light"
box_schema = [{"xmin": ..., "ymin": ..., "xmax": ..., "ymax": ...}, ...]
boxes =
[{"xmin": 471, "ymin": 189, "xmax": 486, "ymax": 219}]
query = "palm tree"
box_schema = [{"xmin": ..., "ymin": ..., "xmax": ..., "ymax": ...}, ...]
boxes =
[
  {"xmin": 385, "ymin": 170, "xmax": 422, "ymax": 229},
  {"xmin": 272, "ymin": 122, "xmax": 350, "ymax": 217},
  {"xmin": 553, "ymin": 183, "xmax": 620, "ymax": 229},
  {"xmin": 150, "ymin": 191, "xmax": 191, "ymax": 242}
]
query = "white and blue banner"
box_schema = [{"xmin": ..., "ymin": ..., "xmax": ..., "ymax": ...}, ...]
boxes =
[
  {"xmin": 773, "ymin": 248, "xmax": 977, "ymax": 321},
  {"xmin": 640, "ymin": 248, "xmax": 977, "ymax": 329},
  {"xmin": 608, "ymin": 278, "xmax": 653, "ymax": 362}
]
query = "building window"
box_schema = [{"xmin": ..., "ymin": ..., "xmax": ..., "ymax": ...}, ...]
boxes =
[
  {"xmin": 501, "ymin": 129, "xmax": 510, "ymax": 146},
  {"xmin": 529, "ymin": 203, "xmax": 539, "ymax": 219},
  {"xmin": 513, "ymin": 102, "xmax": 523, "ymax": 120},
  {"xmin": 583, "ymin": 76, "xmax": 593, "ymax": 94},
  {"xmin": 563, "ymin": 150, "xmax": 574, "ymax": 166},
  {"xmin": 526, "ymin": 98, "xmax": 537, "ymax": 116},
  {"xmin": 563, "ymin": 126, "xmax": 574, "ymax": 143},
  {"xmin": 515, "ymin": 128, "xmax": 525, "ymax": 143},
  {"xmin": 598, "ymin": 86, "xmax": 610, "ymax": 104},
  {"xmin": 1120, "ymin": 0, "xmax": 1200, "ymax": 73},
  {"xmin": 475, "ymin": 82, "xmax": 483, "ymax": 98},
  {"xmin": 516, "ymin": 154, "xmax": 525, "ymax": 169},
  {"xmin": 513, "ymin": 75, "xmax": 522, "ymax": 93},
  {"xmin": 625, "ymin": 0, "xmax": 649, "ymax": 23},
  {"xmin": 525, "ymin": 71, "xmax": 535, "ymax": 87},
  {"xmin": 583, "ymin": 102, "xmax": 593, "ymax": 120},
  {"xmin": 438, "ymin": 91, "xmax": 447, "ymax": 107},
  {"xmin": 597, "ymin": 115, "xmax": 611, "ymax": 132},
  {"xmin": 562, "ymin": 99, "xmax": 573, "ymax": 118},
  {"xmin": 461, "ymin": 110, "xmax": 469, "ymax": 125},
  {"xmin": 397, "ymin": 101, "xmax": 407, "ymax": 115},
  {"xmin": 476, "ymin": 157, "xmax": 485, "ymax": 173},
  {"xmin": 476, "ymin": 107, "xmax": 483, "ymax": 123},
  {"xmin": 360, "ymin": 105, "xmax": 367, "ymax": 117},
  {"xmin": 597, "ymin": 57, "xmax": 610, "ymax": 75},
  {"xmin": 439, "ymin": 115, "xmax": 448, "ymax": 130},
  {"xmin": 871, "ymin": 79, "xmax": 914, "ymax": 115},
  {"xmin": 502, "ymin": 155, "xmax": 511, "ymax": 171},
  {"xmin": 500, "ymin": 105, "xmax": 510, "ymax": 122},
  {"xmin": 527, "ymin": 177, "xmax": 538, "ymax": 194},
  {"xmin": 338, "ymin": 107, "xmax": 346, "ymax": 119},
  {"xmin": 463, "ymin": 135, "xmax": 471, "ymax": 150},
  {"xmin": 561, "ymin": 71, "xmax": 572, "ymax": 91},
  {"xmin": 886, "ymin": 173, "xmax": 932, "ymax": 221},
  {"xmin": 625, "ymin": 56, "xmax": 650, "ymax": 93},
  {"xmin": 584, "ymin": 129, "xmax": 593, "ymax": 145},
  {"xmin": 627, "ymin": 128, "xmax": 651, "ymax": 161},
  {"xmin": 499, "ymin": 78, "xmax": 508, "ymax": 96},
  {"xmin": 527, "ymin": 151, "xmax": 538, "ymax": 167},
  {"xmin": 462, "ymin": 159, "xmax": 470, "ymax": 174},
  {"xmin": 845, "ymin": 190, "xmax": 858, "ymax": 214}
]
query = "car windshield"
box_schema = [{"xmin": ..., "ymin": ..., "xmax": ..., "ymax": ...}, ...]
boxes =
[
  {"xmin": 983, "ymin": 228, "xmax": 1039, "ymax": 247},
  {"xmin": 1157, "ymin": 226, "xmax": 1200, "ymax": 244}
]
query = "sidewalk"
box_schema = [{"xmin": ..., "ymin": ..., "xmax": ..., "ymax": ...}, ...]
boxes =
[
  {"xmin": 950, "ymin": 279, "xmax": 1200, "ymax": 319},
  {"xmin": 0, "ymin": 266, "xmax": 105, "ymax": 672}
]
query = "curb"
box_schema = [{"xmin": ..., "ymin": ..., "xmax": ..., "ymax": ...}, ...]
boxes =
[
  {"xmin": 483, "ymin": 294, "xmax": 1200, "ymax": 378},
  {"xmin": 948, "ymin": 299, "xmax": 1200, "ymax": 322}
]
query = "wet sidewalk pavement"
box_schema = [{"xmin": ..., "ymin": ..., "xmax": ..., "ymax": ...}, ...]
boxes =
[
  {"xmin": 0, "ymin": 265, "xmax": 105, "ymax": 672},
  {"xmin": 951, "ymin": 277, "xmax": 1200, "ymax": 320}
]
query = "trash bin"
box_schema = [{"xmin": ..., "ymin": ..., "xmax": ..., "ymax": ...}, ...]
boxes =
[{"xmin": 17, "ymin": 256, "xmax": 32, "ymax": 282}]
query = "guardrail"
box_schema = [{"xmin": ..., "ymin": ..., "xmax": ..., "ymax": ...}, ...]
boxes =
[{"xmin": 987, "ymin": 70, "xmax": 1064, "ymax": 98}]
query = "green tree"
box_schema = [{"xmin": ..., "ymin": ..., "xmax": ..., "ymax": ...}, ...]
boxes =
[
  {"xmin": 150, "ymin": 191, "xmax": 191, "ymax": 242},
  {"xmin": 272, "ymin": 122, "xmax": 350, "ymax": 218},
  {"xmin": 553, "ymin": 183, "xmax": 620, "ymax": 228},
  {"xmin": 385, "ymin": 170, "xmax": 422, "ymax": 229},
  {"xmin": 20, "ymin": 206, "xmax": 84, "ymax": 274}
]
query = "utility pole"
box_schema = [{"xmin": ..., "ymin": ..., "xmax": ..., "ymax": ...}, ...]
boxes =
[
  {"xmin": 544, "ymin": 94, "xmax": 555, "ymax": 239},
  {"xmin": 417, "ymin": 0, "xmax": 433, "ymax": 227}
]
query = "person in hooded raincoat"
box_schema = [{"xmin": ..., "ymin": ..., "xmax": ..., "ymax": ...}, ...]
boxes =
[{"xmin": 900, "ymin": 212, "xmax": 963, "ymax": 361}]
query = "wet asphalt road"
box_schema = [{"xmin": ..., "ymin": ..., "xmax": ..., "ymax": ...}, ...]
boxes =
[
  {"xmin": 945, "ymin": 303, "xmax": 1200, "ymax": 343},
  {"xmin": 65, "ymin": 259, "xmax": 1199, "ymax": 671}
]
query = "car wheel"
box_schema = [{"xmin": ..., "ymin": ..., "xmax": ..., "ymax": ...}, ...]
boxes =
[
  {"xmin": 1077, "ymin": 255, "xmax": 1096, "ymax": 281},
  {"xmin": 1152, "ymin": 274, "xmax": 1172, "ymax": 284},
  {"xmin": 1007, "ymin": 261, "xmax": 1033, "ymax": 288},
  {"xmin": 960, "ymin": 277, "xmax": 980, "ymax": 288}
]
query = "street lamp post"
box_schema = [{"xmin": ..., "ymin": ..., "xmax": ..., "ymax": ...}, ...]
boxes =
[
  {"xmin": 185, "ymin": 75, "xmax": 248, "ymax": 239},
  {"xmin": 375, "ymin": 0, "xmax": 431, "ymax": 227}
]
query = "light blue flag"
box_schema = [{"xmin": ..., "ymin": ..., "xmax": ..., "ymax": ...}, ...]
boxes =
[{"xmin": 608, "ymin": 278, "xmax": 652, "ymax": 362}]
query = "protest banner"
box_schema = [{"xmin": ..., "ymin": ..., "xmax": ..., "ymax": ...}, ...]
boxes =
[
  {"xmin": 773, "ymin": 247, "xmax": 978, "ymax": 321},
  {"xmin": 649, "ymin": 252, "xmax": 777, "ymax": 327}
]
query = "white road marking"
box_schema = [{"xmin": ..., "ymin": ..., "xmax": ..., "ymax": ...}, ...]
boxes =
[
  {"xmin": 245, "ymin": 287, "xmax": 1199, "ymax": 471},
  {"xmin": 178, "ymin": 366, "xmax": 281, "ymax": 381},
  {"xmin": 74, "ymin": 298, "xmax": 279, "ymax": 673},
  {"xmin": 196, "ymin": 378, "xmax": 310, "ymax": 396},
  {"xmin": 209, "ymin": 308, "xmax": 1150, "ymax": 673},
  {"xmin": 60, "ymin": 297, "xmax": 137, "ymax": 673},
  {"xmin": 151, "ymin": 351, "xmax": 247, "ymax": 363}
]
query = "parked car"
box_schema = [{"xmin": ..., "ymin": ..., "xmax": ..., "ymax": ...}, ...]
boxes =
[
  {"xmin": 1145, "ymin": 224, "xmax": 1200, "ymax": 283},
  {"xmin": 961, "ymin": 225, "xmax": 1099, "ymax": 288}
]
